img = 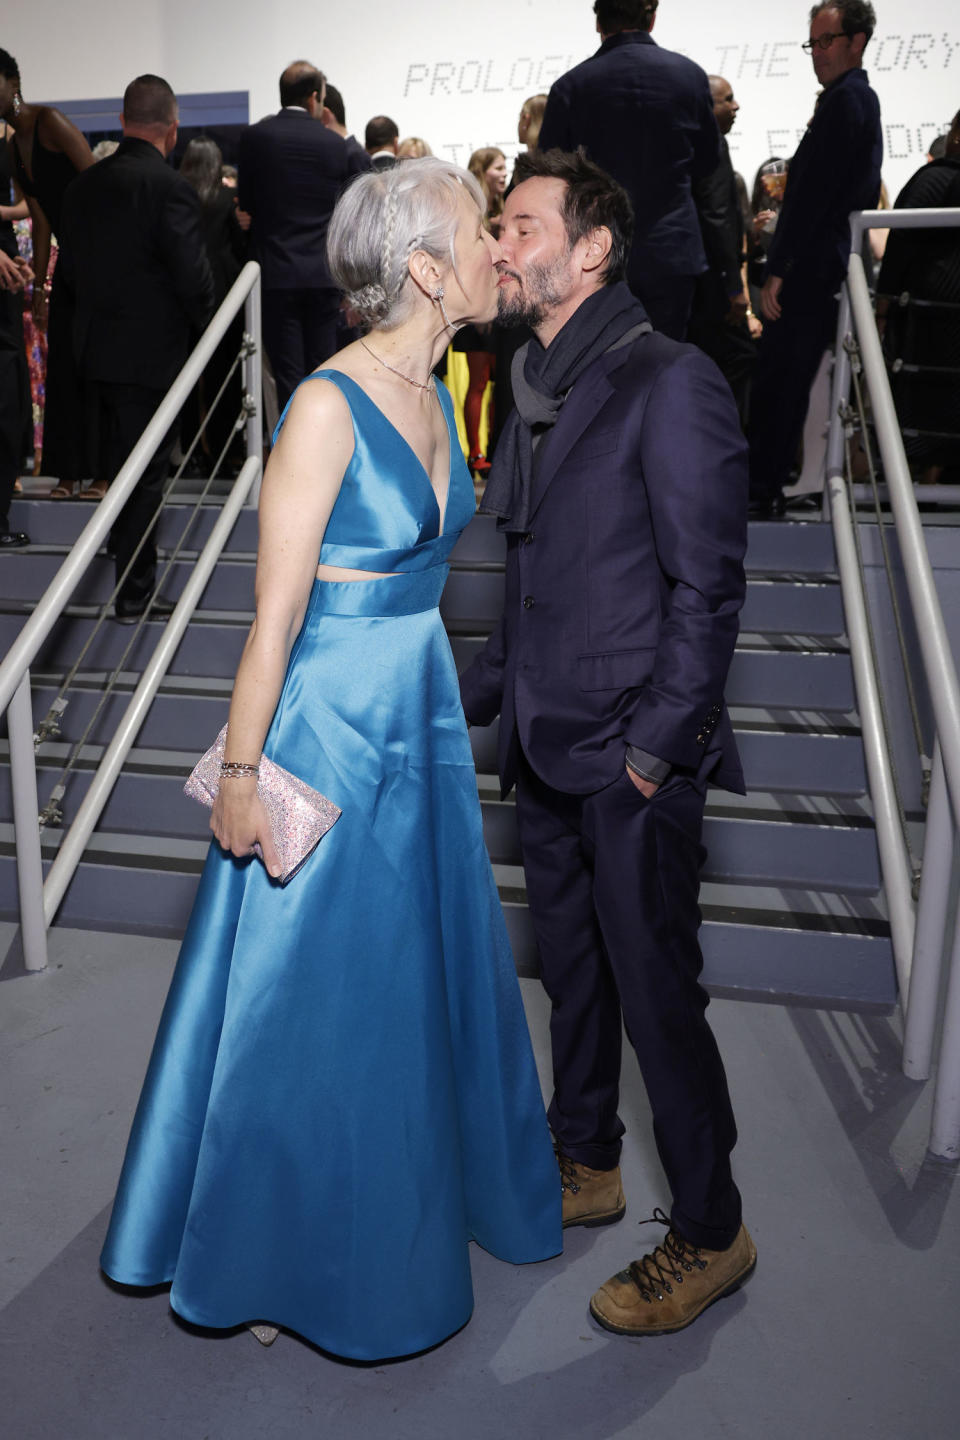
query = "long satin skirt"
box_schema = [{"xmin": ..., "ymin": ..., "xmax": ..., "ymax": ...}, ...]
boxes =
[{"xmin": 100, "ymin": 567, "xmax": 562, "ymax": 1359}]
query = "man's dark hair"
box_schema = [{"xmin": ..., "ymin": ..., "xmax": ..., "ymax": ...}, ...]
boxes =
[
  {"xmin": 123, "ymin": 74, "xmax": 177, "ymax": 128},
  {"xmin": 512, "ymin": 147, "xmax": 634, "ymax": 286},
  {"xmin": 279, "ymin": 61, "xmax": 324, "ymax": 109},
  {"xmin": 323, "ymin": 82, "xmax": 346, "ymax": 127},
  {"xmin": 0, "ymin": 48, "xmax": 20, "ymax": 83},
  {"xmin": 928, "ymin": 133, "xmax": 948, "ymax": 160},
  {"xmin": 365, "ymin": 115, "xmax": 399, "ymax": 151},
  {"xmin": 809, "ymin": 1, "xmax": 876, "ymax": 44},
  {"xmin": 593, "ymin": 0, "xmax": 659, "ymax": 35}
]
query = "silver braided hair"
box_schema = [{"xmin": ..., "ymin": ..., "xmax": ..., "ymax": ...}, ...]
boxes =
[{"xmin": 327, "ymin": 157, "xmax": 485, "ymax": 329}]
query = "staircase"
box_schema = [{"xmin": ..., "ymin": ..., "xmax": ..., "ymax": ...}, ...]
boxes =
[{"xmin": 0, "ymin": 492, "xmax": 896, "ymax": 1010}]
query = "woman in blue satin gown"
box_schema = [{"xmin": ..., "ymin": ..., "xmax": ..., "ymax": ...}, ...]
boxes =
[{"xmin": 99, "ymin": 158, "xmax": 562, "ymax": 1358}]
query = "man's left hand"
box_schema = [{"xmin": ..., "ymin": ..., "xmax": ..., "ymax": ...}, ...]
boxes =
[
  {"xmin": 760, "ymin": 274, "xmax": 783, "ymax": 322},
  {"xmin": 626, "ymin": 765, "xmax": 659, "ymax": 799}
]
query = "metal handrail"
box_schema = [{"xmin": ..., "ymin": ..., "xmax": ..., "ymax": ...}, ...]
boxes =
[
  {"xmin": 827, "ymin": 210, "xmax": 960, "ymax": 1160},
  {"xmin": 0, "ymin": 261, "xmax": 263, "ymax": 974}
]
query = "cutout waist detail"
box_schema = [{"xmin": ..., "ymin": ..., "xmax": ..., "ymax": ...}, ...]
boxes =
[
  {"xmin": 316, "ymin": 564, "xmax": 401, "ymax": 583},
  {"xmin": 305, "ymin": 565, "xmax": 450, "ymax": 618}
]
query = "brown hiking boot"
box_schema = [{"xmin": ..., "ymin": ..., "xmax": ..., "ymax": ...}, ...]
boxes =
[
  {"xmin": 589, "ymin": 1208, "xmax": 757, "ymax": 1335},
  {"xmin": 557, "ymin": 1149, "xmax": 626, "ymax": 1229}
]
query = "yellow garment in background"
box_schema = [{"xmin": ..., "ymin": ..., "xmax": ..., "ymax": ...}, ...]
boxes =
[{"xmin": 443, "ymin": 351, "xmax": 493, "ymax": 459}]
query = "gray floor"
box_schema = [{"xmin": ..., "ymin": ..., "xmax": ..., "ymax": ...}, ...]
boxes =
[{"xmin": 1, "ymin": 922, "xmax": 957, "ymax": 1440}]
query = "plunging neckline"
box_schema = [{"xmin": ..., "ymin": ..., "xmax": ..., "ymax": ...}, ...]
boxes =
[{"xmin": 314, "ymin": 369, "xmax": 454, "ymax": 538}]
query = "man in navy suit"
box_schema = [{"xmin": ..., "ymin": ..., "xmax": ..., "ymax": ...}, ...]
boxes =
[
  {"xmin": 537, "ymin": 0, "xmax": 721, "ymax": 339},
  {"xmin": 61, "ymin": 75, "xmax": 214, "ymax": 620},
  {"xmin": 238, "ymin": 61, "xmax": 368, "ymax": 410},
  {"xmin": 748, "ymin": 1, "xmax": 882, "ymax": 515},
  {"xmin": 460, "ymin": 149, "xmax": 755, "ymax": 1335}
]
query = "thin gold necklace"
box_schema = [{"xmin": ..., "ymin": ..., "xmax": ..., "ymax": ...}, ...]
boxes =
[{"xmin": 360, "ymin": 339, "xmax": 435, "ymax": 393}]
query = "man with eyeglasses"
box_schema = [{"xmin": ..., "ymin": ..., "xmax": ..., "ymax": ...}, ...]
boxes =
[{"xmin": 748, "ymin": 1, "xmax": 882, "ymax": 517}]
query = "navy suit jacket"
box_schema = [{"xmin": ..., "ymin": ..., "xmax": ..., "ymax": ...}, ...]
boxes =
[
  {"xmin": 60, "ymin": 138, "xmax": 214, "ymax": 391},
  {"xmin": 459, "ymin": 329, "xmax": 748, "ymax": 798},
  {"xmin": 238, "ymin": 109, "xmax": 368, "ymax": 291},
  {"xmin": 694, "ymin": 137, "xmax": 744, "ymax": 313},
  {"xmin": 768, "ymin": 68, "xmax": 882, "ymax": 293},
  {"xmin": 538, "ymin": 31, "xmax": 721, "ymax": 285}
]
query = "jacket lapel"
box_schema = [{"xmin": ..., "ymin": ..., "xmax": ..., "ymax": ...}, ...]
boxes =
[{"xmin": 524, "ymin": 357, "xmax": 618, "ymax": 524}]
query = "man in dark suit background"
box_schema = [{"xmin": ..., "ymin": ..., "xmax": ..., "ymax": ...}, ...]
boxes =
[
  {"xmin": 749, "ymin": 1, "xmax": 882, "ymax": 515},
  {"xmin": 460, "ymin": 149, "xmax": 755, "ymax": 1336},
  {"xmin": 320, "ymin": 84, "xmax": 373, "ymax": 173},
  {"xmin": 61, "ymin": 74, "xmax": 214, "ymax": 620},
  {"xmin": 238, "ymin": 61, "xmax": 367, "ymax": 411},
  {"xmin": 364, "ymin": 115, "xmax": 399, "ymax": 171},
  {"xmin": 687, "ymin": 75, "xmax": 757, "ymax": 427},
  {"xmin": 537, "ymin": 0, "xmax": 721, "ymax": 339}
]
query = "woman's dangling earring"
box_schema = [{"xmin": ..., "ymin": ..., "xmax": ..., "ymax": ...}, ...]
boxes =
[
  {"xmin": 433, "ymin": 286, "xmax": 455, "ymax": 332},
  {"xmin": 12, "ymin": 92, "xmax": 23, "ymax": 118}
]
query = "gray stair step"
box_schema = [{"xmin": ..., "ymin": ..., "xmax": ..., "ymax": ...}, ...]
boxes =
[
  {"xmin": 8, "ymin": 497, "xmax": 259, "ymax": 552},
  {"xmin": 0, "ymin": 740, "xmax": 880, "ymax": 894},
  {"xmin": 446, "ymin": 513, "xmax": 840, "ymax": 576},
  {"xmin": 10, "ymin": 504, "xmax": 838, "ymax": 574},
  {"xmin": 8, "ymin": 543, "xmax": 844, "ymax": 635},
  {"xmin": 469, "ymin": 711, "xmax": 865, "ymax": 796},
  {"xmin": 0, "ymin": 614, "xmax": 856, "ymax": 710},
  {"xmin": 448, "ymin": 636, "xmax": 855, "ymax": 710},
  {"xmin": 438, "ymin": 572, "xmax": 845, "ymax": 635},
  {"xmin": 1, "ymin": 550, "xmax": 257, "ymax": 611},
  {"xmin": 478, "ymin": 789, "xmax": 879, "ymax": 894},
  {"xmin": 25, "ymin": 675, "xmax": 867, "ymax": 796},
  {"xmin": 0, "ymin": 830, "xmax": 894, "ymax": 1009}
]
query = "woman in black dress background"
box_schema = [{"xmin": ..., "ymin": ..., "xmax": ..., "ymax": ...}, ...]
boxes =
[
  {"xmin": 0, "ymin": 47, "xmax": 93, "ymax": 497},
  {"xmin": 178, "ymin": 137, "xmax": 247, "ymax": 473}
]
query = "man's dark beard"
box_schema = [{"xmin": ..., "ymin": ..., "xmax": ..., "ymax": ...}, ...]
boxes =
[{"xmin": 496, "ymin": 257, "xmax": 571, "ymax": 329}]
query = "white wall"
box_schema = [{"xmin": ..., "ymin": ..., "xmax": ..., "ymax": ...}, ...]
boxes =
[{"xmin": 6, "ymin": 1, "xmax": 959, "ymax": 199}]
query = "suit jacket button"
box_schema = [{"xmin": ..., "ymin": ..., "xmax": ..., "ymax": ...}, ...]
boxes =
[
  {"xmin": 522, "ymin": 532, "xmax": 534, "ymax": 545},
  {"xmin": 523, "ymin": 595, "xmax": 535, "ymax": 609}
]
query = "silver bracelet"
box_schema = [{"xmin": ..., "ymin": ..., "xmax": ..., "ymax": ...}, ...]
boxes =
[{"xmin": 220, "ymin": 761, "xmax": 260, "ymax": 779}]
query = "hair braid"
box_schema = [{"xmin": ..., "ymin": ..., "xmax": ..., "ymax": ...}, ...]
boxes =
[{"xmin": 381, "ymin": 179, "xmax": 401, "ymax": 302}]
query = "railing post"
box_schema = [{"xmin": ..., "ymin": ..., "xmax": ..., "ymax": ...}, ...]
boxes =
[
  {"xmin": 244, "ymin": 275, "xmax": 263, "ymax": 509},
  {"xmin": 929, "ymin": 907, "xmax": 960, "ymax": 1162},
  {"xmin": 827, "ymin": 473, "xmax": 916, "ymax": 995},
  {"xmin": 904, "ymin": 741, "xmax": 956, "ymax": 1080},
  {"xmin": 8, "ymin": 671, "xmax": 48, "ymax": 973}
]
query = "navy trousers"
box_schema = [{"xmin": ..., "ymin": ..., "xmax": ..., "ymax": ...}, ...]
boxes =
[
  {"xmin": 749, "ymin": 277, "xmax": 838, "ymax": 500},
  {"xmin": 262, "ymin": 287, "xmax": 341, "ymax": 414},
  {"xmin": 41, "ymin": 263, "xmax": 86, "ymax": 488},
  {"xmin": 91, "ymin": 382, "xmax": 177, "ymax": 607},
  {"xmin": 515, "ymin": 755, "xmax": 742, "ymax": 1250}
]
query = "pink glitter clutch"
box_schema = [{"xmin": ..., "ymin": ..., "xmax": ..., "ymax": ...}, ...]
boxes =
[{"xmin": 184, "ymin": 725, "xmax": 341, "ymax": 884}]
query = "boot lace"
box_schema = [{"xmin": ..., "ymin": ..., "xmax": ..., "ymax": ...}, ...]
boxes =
[
  {"xmin": 622, "ymin": 1208, "xmax": 708, "ymax": 1304},
  {"xmin": 554, "ymin": 1146, "xmax": 581, "ymax": 1196}
]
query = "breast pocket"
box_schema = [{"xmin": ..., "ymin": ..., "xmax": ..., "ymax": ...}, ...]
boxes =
[
  {"xmin": 577, "ymin": 648, "xmax": 655, "ymax": 693},
  {"xmin": 570, "ymin": 429, "xmax": 621, "ymax": 463}
]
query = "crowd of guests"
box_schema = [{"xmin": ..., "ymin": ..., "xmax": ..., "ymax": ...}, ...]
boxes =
[{"xmin": 2, "ymin": 0, "xmax": 959, "ymax": 560}]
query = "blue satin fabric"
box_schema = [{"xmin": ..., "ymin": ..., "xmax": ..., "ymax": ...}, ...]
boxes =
[{"xmin": 99, "ymin": 371, "xmax": 562, "ymax": 1359}]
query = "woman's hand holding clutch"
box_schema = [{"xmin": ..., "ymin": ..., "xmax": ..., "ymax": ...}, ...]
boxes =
[{"xmin": 210, "ymin": 781, "xmax": 284, "ymax": 879}]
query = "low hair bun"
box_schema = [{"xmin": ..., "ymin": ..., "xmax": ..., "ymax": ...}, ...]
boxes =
[{"xmin": 347, "ymin": 283, "xmax": 391, "ymax": 325}]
